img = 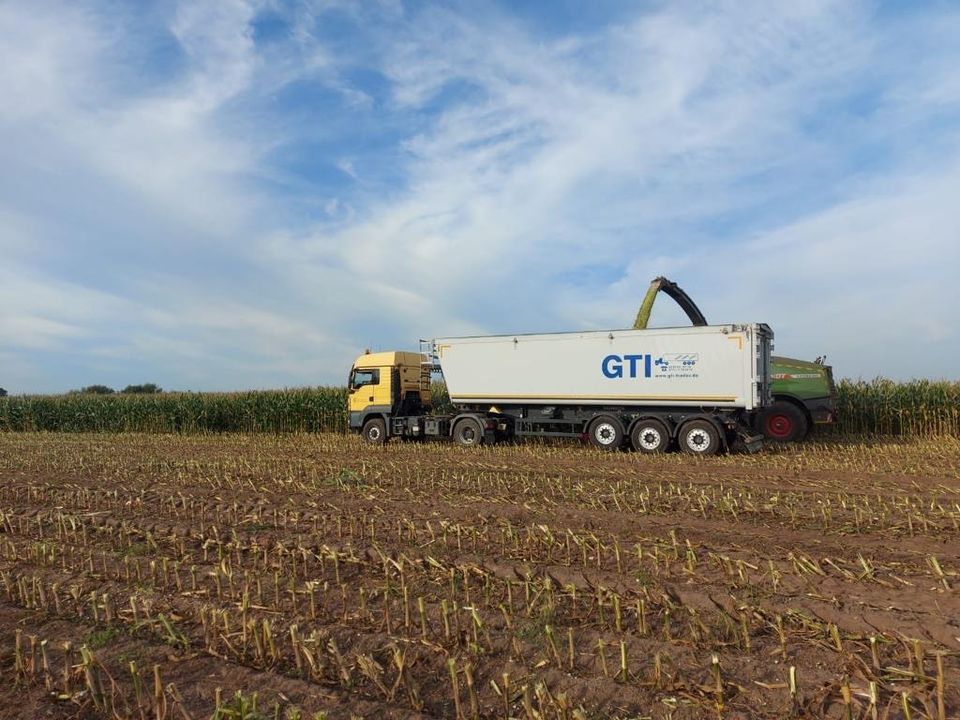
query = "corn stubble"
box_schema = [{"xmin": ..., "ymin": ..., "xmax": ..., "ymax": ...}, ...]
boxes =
[{"xmin": 0, "ymin": 431, "xmax": 956, "ymax": 719}]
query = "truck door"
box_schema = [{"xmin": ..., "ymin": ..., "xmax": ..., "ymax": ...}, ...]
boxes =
[{"xmin": 348, "ymin": 367, "xmax": 393, "ymax": 413}]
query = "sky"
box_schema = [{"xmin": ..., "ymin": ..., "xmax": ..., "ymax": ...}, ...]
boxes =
[{"xmin": 1, "ymin": 0, "xmax": 959, "ymax": 393}]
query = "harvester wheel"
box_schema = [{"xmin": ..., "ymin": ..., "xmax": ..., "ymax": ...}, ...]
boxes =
[
  {"xmin": 679, "ymin": 419, "xmax": 720, "ymax": 456},
  {"xmin": 587, "ymin": 416, "xmax": 624, "ymax": 451},
  {"xmin": 759, "ymin": 401, "xmax": 808, "ymax": 443},
  {"xmin": 630, "ymin": 419, "xmax": 670, "ymax": 453},
  {"xmin": 361, "ymin": 418, "xmax": 387, "ymax": 445}
]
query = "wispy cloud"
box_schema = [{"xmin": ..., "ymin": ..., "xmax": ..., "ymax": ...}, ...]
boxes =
[{"xmin": 1, "ymin": 0, "xmax": 958, "ymax": 392}]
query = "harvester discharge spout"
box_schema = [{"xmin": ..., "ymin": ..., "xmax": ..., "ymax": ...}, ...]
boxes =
[{"xmin": 633, "ymin": 276, "xmax": 708, "ymax": 330}]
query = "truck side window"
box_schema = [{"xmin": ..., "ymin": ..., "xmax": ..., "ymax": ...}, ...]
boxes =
[{"xmin": 351, "ymin": 369, "xmax": 380, "ymax": 389}]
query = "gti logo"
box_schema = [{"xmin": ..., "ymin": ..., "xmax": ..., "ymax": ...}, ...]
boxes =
[
  {"xmin": 602, "ymin": 354, "xmax": 652, "ymax": 379},
  {"xmin": 654, "ymin": 354, "xmax": 700, "ymax": 372}
]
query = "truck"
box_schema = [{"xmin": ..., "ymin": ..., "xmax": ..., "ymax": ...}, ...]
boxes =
[
  {"xmin": 632, "ymin": 277, "xmax": 836, "ymax": 442},
  {"xmin": 348, "ymin": 322, "xmax": 773, "ymax": 455}
]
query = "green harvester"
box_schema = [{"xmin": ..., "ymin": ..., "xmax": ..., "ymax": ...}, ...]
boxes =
[{"xmin": 634, "ymin": 277, "xmax": 836, "ymax": 442}]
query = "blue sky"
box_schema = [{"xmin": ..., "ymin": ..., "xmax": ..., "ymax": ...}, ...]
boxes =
[{"xmin": 1, "ymin": 0, "xmax": 959, "ymax": 393}]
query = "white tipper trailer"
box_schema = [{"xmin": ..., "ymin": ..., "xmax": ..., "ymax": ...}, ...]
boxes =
[{"xmin": 347, "ymin": 323, "xmax": 773, "ymax": 455}]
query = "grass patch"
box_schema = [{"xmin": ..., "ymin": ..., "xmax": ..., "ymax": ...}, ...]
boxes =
[{"xmin": 86, "ymin": 625, "xmax": 122, "ymax": 649}]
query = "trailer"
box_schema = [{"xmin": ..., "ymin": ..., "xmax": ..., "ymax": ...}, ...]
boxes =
[{"xmin": 348, "ymin": 323, "xmax": 772, "ymax": 455}]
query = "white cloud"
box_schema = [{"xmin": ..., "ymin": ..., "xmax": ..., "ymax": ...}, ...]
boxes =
[
  {"xmin": 170, "ymin": 0, "xmax": 258, "ymax": 113},
  {"xmin": 281, "ymin": 3, "xmax": 870, "ymax": 320},
  {"xmin": 0, "ymin": 3, "xmax": 104, "ymax": 123},
  {"xmin": 582, "ymin": 158, "xmax": 960, "ymax": 376},
  {"xmin": 0, "ymin": 268, "xmax": 131, "ymax": 351},
  {"xmin": 1, "ymin": 0, "xmax": 959, "ymax": 392},
  {"xmin": 281, "ymin": 1, "xmax": 959, "ymax": 381},
  {"xmin": 336, "ymin": 158, "xmax": 358, "ymax": 179}
]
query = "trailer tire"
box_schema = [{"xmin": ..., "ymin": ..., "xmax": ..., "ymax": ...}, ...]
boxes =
[
  {"xmin": 453, "ymin": 417, "xmax": 484, "ymax": 447},
  {"xmin": 361, "ymin": 418, "xmax": 387, "ymax": 445},
  {"xmin": 679, "ymin": 419, "xmax": 720, "ymax": 456},
  {"xmin": 759, "ymin": 401, "xmax": 808, "ymax": 443},
  {"xmin": 587, "ymin": 416, "xmax": 624, "ymax": 451},
  {"xmin": 630, "ymin": 418, "xmax": 670, "ymax": 453}
]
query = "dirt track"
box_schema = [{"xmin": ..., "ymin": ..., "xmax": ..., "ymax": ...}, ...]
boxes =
[{"xmin": 0, "ymin": 433, "xmax": 957, "ymax": 719}]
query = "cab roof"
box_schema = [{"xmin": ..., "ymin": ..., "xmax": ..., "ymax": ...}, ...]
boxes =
[{"xmin": 352, "ymin": 351, "xmax": 425, "ymax": 369}]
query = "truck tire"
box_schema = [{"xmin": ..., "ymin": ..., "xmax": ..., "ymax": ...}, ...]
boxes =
[
  {"xmin": 361, "ymin": 418, "xmax": 387, "ymax": 445},
  {"xmin": 679, "ymin": 419, "xmax": 720, "ymax": 456},
  {"xmin": 630, "ymin": 418, "xmax": 670, "ymax": 453},
  {"xmin": 759, "ymin": 401, "xmax": 808, "ymax": 443},
  {"xmin": 587, "ymin": 416, "xmax": 623, "ymax": 451},
  {"xmin": 453, "ymin": 417, "xmax": 484, "ymax": 447}
]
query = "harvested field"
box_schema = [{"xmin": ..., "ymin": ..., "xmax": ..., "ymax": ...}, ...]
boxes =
[{"xmin": 0, "ymin": 433, "xmax": 958, "ymax": 719}]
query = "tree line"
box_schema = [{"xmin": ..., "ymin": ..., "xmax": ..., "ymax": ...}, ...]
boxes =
[{"xmin": 0, "ymin": 384, "xmax": 162, "ymax": 397}]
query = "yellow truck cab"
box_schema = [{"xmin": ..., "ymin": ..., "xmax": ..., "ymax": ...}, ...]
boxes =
[{"xmin": 347, "ymin": 351, "xmax": 431, "ymax": 442}]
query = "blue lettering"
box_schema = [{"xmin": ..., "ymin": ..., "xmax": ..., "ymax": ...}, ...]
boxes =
[
  {"xmin": 623, "ymin": 354, "xmax": 643, "ymax": 378},
  {"xmin": 602, "ymin": 355, "xmax": 622, "ymax": 378},
  {"xmin": 603, "ymin": 354, "xmax": 652, "ymax": 378}
]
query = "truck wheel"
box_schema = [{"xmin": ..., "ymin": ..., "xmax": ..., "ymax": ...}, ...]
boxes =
[
  {"xmin": 759, "ymin": 401, "xmax": 808, "ymax": 443},
  {"xmin": 361, "ymin": 418, "xmax": 387, "ymax": 445},
  {"xmin": 679, "ymin": 419, "xmax": 720, "ymax": 456},
  {"xmin": 587, "ymin": 416, "xmax": 623, "ymax": 451},
  {"xmin": 453, "ymin": 418, "xmax": 484, "ymax": 447},
  {"xmin": 630, "ymin": 419, "xmax": 670, "ymax": 453}
]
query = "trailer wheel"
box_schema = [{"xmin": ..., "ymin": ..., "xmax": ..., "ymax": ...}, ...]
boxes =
[
  {"xmin": 587, "ymin": 416, "xmax": 623, "ymax": 451},
  {"xmin": 453, "ymin": 418, "xmax": 484, "ymax": 447},
  {"xmin": 679, "ymin": 419, "xmax": 720, "ymax": 456},
  {"xmin": 361, "ymin": 418, "xmax": 387, "ymax": 445},
  {"xmin": 759, "ymin": 401, "xmax": 808, "ymax": 443},
  {"xmin": 630, "ymin": 419, "xmax": 670, "ymax": 453}
]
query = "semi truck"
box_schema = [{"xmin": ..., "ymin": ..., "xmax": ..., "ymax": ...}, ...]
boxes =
[
  {"xmin": 348, "ymin": 322, "xmax": 773, "ymax": 455},
  {"xmin": 632, "ymin": 277, "xmax": 836, "ymax": 442}
]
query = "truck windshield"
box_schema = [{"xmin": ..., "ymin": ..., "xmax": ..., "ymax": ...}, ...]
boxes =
[{"xmin": 350, "ymin": 369, "xmax": 379, "ymax": 389}]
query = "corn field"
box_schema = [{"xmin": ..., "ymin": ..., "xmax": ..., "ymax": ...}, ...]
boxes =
[
  {"xmin": 0, "ymin": 388, "xmax": 348, "ymax": 434},
  {"xmin": 834, "ymin": 378, "xmax": 960, "ymax": 436},
  {"xmin": 0, "ymin": 378, "xmax": 957, "ymax": 436}
]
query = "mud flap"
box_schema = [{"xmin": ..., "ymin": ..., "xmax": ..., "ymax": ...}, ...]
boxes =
[{"xmin": 732, "ymin": 431, "xmax": 764, "ymax": 454}]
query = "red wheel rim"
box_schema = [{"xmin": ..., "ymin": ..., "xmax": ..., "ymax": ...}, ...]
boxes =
[{"xmin": 765, "ymin": 414, "xmax": 793, "ymax": 439}]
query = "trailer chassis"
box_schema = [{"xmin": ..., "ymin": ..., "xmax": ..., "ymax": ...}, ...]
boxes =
[{"xmin": 357, "ymin": 404, "xmax": 762, "ymax": 455}]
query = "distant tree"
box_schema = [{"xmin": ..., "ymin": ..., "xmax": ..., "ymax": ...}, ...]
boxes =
[
  {"xmin": 78, "ymin": 385, "xmax": 115, "ymax": 394},
  {"xmin": 0, "ymin": 388, "xmax": 7, "ymax": 397},
  {"xmin": 121, "ymin": 383, "xmax": 162, "ymax": 394}
]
